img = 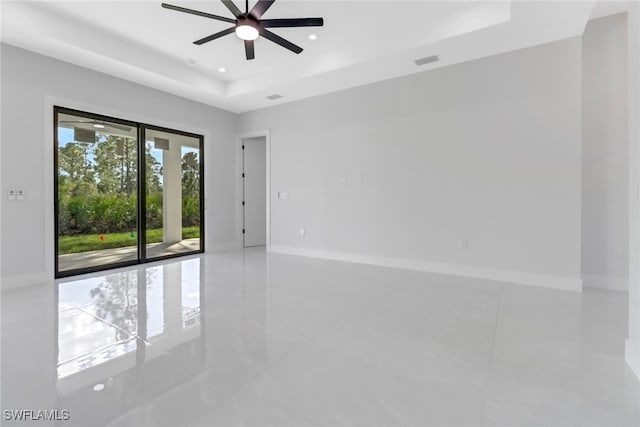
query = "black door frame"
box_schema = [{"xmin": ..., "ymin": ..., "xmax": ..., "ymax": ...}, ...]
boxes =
[
  {"xmin": 54, "ymin": 106, "xmax": 205, "ymax": 278},
  {"xmin": 140, "ymin": 123, "xmax": 205, "ymax": 264}
]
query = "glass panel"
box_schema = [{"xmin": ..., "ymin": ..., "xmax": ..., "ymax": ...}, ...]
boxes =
[
  {"xmin": 56, "ymin": 112, "xmax": 138, "ymax": 273},
  {"xmin": 144, "ymin": 129, "xmax": 201, "ymax": 259}
]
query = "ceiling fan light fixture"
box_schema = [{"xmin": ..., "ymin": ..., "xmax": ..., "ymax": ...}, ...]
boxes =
[
  {"xmin": 236, "ymin": 21, "xmax": 259, "ymax": 41},
  {"xmin": 163, "ymin": 0, "xmax": 324, "ymax": 60}
]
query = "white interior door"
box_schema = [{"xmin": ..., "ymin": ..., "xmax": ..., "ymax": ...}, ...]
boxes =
[{"xmin": 243, "ymin": 137, "xmax": 267, "ymax": 247}]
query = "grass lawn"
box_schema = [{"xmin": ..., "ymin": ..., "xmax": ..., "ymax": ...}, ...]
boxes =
[{"xmin": 58, "ymin": 227, "xmax": 200, "ymax": 255}]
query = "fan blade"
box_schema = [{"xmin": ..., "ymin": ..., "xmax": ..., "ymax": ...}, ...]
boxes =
[
  {"xmin": 60, "ymin": 120, "xmax": 131, "ymax": 132},
  {"xmin": 194, "ymin": 27, "xmax": 236, "ymax": 45},
  {"xmin": 260, "ymin": 29, "xmax": 303, "ymax": 54},
  {"xmin": 108, "ymin": 123, "xmax": 133, "ymax": 132},
  {"xmin": 221, "ymin": 0, "xmax": 242, "ymax": 17},
  {"xmin": 249, "ymin": 0, "xmax": 275, "ymax": 18},
  {"xmin": 244, "ymin": 40, "xmax": 255, "ymax": 60},
  {"xmin": 260, "ymin": 17, "xmax": 323, "ymax": 28},
  {"xmin": 161, "ymin": 3, "xmax": 235, "ymax": 24}
]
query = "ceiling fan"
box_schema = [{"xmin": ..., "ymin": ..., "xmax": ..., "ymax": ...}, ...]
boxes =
[
  {"xmin": 161, "ymin": 0, "xmax": 324, "ymax": 60},
  {"xmin": 60, "ymin": 119, "xmax": 132, "ymax": 132}
]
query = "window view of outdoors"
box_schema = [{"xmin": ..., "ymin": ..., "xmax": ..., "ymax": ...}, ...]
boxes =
[
  {"xmin": 56, "ymin": 111, "xmax": 203, "ymax": 275},
  {"xmin": 144, "ymin": 129, "xmax": 201, "ymax": 260},
  {"xmin": 57, "ymin": 112, "xmax": 140, "ymax": 272}
]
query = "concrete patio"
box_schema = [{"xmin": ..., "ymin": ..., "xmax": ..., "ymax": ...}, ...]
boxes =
[{"xmin": 58, "ymin": 238, "xmax": 200, "ymax": 272}]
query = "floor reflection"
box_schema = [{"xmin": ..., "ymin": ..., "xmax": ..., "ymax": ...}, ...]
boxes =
[
  {"xmin": 55, "ymin": 258, "xmax": 204, "ymax": 426},
  {"xmin": 2, "ymin": 248, "xmax": 637, "ymax": 427}
]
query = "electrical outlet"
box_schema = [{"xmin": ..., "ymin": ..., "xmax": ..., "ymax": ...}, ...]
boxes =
[
  {"xmin": 459, "ymin": 239, "xmax": 469, "ymax": 249},
  {"xmin": 16, "ymin": 189, "xmax": 24, "ymax": 200},
  {"xmin": 8, "ymin": 189, "xmax": 16, "ymax": 200}
]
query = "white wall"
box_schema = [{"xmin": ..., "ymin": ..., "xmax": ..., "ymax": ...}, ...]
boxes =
[
  {"xmin": 0, "ymin": 44, "xmax": 238, "ymax": 289},
  {"xmin": 581, "ymin": 13, "xmax": 629, "ymax": 292},
  {"xmin": 626, "ymin": 1, "xmax": 640, "ymax": 380},
  {"xmin": 239, "ymin": 37, "xmax": 583, "ymax": 290}
]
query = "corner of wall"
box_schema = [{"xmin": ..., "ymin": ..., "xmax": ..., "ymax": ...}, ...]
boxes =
[
  {"xmin": 582, "ymin": 274, "xmax": 629, "ymax": 292},
  {"xmin": 625, "ymin": 339, "xmax": 640, "ymax": 380},
  {"xmin": 627, "ymin": 0, "xmax": 640, "ymax": 381}
]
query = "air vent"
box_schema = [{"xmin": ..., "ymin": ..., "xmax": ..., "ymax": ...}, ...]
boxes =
[
  {"xmin": 414, "ymin": 55, "xmax": 439, "ymax": 66},
  {"xmin": 266, "ymin": 94, "xmax": 283, "ymax": 100}
]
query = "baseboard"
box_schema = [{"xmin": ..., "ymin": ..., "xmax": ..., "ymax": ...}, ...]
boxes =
[
  {"xmin": 1, "ymin": 272, "xmax": 50, "ymax": 292},
  {"xmin": 626, "ymin": 339, "xmax": 640, "ymax": 380},
  {"xmin": 582, "ymin": 274, "xmax": 628, "ymax": 292},
  {"xmin": 268, "ymin": 245, "xmax": 582, "ymax": 292},
  {"xmin": 206, "ymin": 241, "xmax": 241, "ymax": 253}
]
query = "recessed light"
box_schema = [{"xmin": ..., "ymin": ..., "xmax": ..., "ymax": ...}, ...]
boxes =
[
  {"xmin": 309, "ymin": 34, "xmax": 317, "ymax": 40},
  {"xmin": 266, "ymin": 94, "xmax": 283, "ymax": 100},
  {"xmin": 93, "ymin": 383, "xmax": 105, "ymax": 391},
  {"xmin": 93, "ymin": 124, "xmax": 105, "ymax": 129},
  {"xmin": 219, "ymin": 67, "xmax": 226, "ymax": 73},
  {"xmin": 187, "ymin": 58, "xmax": 197, "ymax": 65}
]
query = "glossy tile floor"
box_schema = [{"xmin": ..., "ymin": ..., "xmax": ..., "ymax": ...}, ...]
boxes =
[{"xmin": 2, "ymin": 248, "xmax": 639, "ymax": 426}]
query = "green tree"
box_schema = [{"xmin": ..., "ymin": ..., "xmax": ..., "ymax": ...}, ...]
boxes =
[
  {"xmin": 58, "ymin": 143, "xmax": 84, "ymax": 182},
  {"xmin": 181, "ymin": 151, "xmax": 200, "ymax": 227},
  {"xmin": 94, "ymin": 136, "xmax": 121, "ymax": 195},
  {"xmin": 145, "ymin": 143, "xmax": 162, "ymax": 195},
  {"xmin": 118, "ymin": 137, "xmax": 137, "ymax": 198},
  {"xmin": 58, "ymin": 141, "xmax": 97, "ymax": 198},
  {"xmin": 93, "ymin": 135, "xmax": 138, "ymax": 197},
  {"xmin": 181, "ymin": 151, "xmax": 199, "ymax": 198}
]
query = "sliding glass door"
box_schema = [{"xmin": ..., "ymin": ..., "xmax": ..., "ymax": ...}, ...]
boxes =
[
  {"xmin": 142, "ymin": 126, "xmax": 203, "ymax": 260},
  {"xmin": 55, "ymin": 110, "xmax": 139, "ymax": 274},
  {"xmin": 55, "ymin": 107, "xmax": 204, "ymax": 278}
]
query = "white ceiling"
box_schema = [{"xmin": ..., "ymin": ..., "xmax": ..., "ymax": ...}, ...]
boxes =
[{"xmin": 0, "ymin": 1, "xmax": 626, "ymax": 113}]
